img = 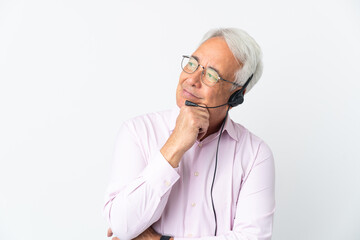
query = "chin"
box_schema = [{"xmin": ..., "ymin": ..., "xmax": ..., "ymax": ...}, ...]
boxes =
[{"xmin": 176, "ymin": 97, "xmax": 184, "ymax": 108}]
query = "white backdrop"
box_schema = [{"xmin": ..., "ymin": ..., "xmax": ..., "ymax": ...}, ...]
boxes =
[{"xmin": 1, "ymin": 0, "xmax": 360, "ymax": 239}]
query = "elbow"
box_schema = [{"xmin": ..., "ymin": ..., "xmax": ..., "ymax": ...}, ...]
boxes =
[
  {"xmin": 110, "ymin": 218, "xmax": 149, "ymax": 240},
  {"xmin": 232, "ymin": 230, "xmax": 272, "ymax": 240},
  {"xmin": 106, "ymin": 208, "xmax": 133, "ymax": 240},
  {"xmin": 103, "ymin": 201, "xmax": 134, "ymax": 240},
  {"xmin": 110, "ymin": 227, "xmax": 138, "ymax": 240},
  {"xmin": 107, "ymin": 204, "xmax": 144, "ymax": 240}
]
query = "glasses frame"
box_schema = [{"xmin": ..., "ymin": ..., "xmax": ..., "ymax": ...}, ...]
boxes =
[{"xmin": 181, "ymin": 55, "xmax": 242, "ymax": 87}]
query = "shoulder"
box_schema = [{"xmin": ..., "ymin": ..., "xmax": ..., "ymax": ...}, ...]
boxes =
[
  {"xmin": 230, "ymin": 119, "xmax": 273, "ymax": 160},
  {"xmin": 229, "ymin": 120, "xmax": 274, "ymax": 181},
  {"xmin": 119, "ymin": 108, "xmax": 178, "ymax": 142},
  {"xmin": 123, "ymin": 108, "xmax": 176, "ymax": 129}
]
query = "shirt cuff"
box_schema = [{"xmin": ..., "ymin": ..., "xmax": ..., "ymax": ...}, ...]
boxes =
[{"xmin": 141, "ymin": 151, "xmax": 180, "ymax": 197}]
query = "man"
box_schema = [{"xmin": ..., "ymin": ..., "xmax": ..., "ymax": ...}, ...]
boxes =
[{"xmin": 103, "ymin": 28, "xmax": 275, "ymax": 240}]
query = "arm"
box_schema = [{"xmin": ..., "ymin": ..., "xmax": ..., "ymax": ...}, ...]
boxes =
[
  {"xmin": 104, "ymin": 106, "xmax": 210, "ymax": 239},
  {"xmin": 103, "ymin": 122, "xmax": 180, "ymax": 240}
]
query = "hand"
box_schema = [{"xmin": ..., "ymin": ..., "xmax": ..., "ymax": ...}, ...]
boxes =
[
  {"xmin": 161, "ymin": 104, "xmax": 209, "ymax": 167},
  {"xmin": 107, "ymin": 228, "xmax": 116, "ymax": 239},
  {"xmin": 175, "ymin": 104, "xmax": 210, "ymax": 142},
  {"xmin": 107, "ymin": 227, "xmax": 161, "ymax": 240}
]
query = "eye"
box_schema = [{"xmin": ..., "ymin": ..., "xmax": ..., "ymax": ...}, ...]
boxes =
[
  {"xmin": 206, "ymin": 71, "xmax": 218, "ymax": 82},
  {"xmin": 187, "ymin": 60, "xmax": 198, "ymax": 71}
]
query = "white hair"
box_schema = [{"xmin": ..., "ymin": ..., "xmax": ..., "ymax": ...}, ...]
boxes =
[{"xmin": 200, "ymin": 28, "xmax": 263, "ymax": 93}]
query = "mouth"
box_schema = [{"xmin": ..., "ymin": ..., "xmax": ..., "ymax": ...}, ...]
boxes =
[{"xmin": 182, "ymin": 89, "xmax": 201, "ymax": 100}]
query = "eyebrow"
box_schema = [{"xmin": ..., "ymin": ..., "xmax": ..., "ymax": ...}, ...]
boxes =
[{"xmin": 191, "ymin": 54, "xmax": 222, "ymax": 75}]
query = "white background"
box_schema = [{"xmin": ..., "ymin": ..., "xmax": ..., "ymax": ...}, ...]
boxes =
[{"xmin": 1, "ymin": 0, "xmax": 360, "ymax": 239}]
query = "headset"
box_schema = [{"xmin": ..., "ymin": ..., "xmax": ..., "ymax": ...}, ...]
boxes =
[
  {"xmin": 185, "ymin": 74, "xmax": 253, "ymax": 109},
  {"xmin": 185, "ymin": 74, "xmax": 254, "ymax": 236}
]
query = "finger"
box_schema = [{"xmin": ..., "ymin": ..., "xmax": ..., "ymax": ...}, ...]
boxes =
[
  {"xmin": 196, "ymin": 112, "xmax": 210, "ymax": 129},
  {"xmin": 187, "ymin": 107, "xmax": 209, "ymax": 121},
  {"xmin": 149, "ymin": 227, "xmax": 156, "ymax": 233},
  {"xmin": 196, "ymin": 103, "xmax": 208, "ymax": 108},
  {"xmin": 195, "ymin": 103, "xmax": 210, "ymax": 114},
  {"xmin": 107, "ymin": 228, "xmax": 113, "ymax": 237},
  {"xmin": 194, "ymin": 106, "xmax": 210, "ymax": 120},
  {"xmin": 112, "ymin": 237, "xmax": 120, "ymax": 240}
]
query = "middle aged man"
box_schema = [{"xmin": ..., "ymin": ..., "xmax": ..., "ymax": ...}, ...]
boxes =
[{"xmin": 103, "ymin": 28, "xmax": 275, "ymax": 240}]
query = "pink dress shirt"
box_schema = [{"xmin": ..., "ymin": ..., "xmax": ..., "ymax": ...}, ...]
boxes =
[{"xmin": 103, "ymin": 108, "xmax": 275, "ymax": 240}]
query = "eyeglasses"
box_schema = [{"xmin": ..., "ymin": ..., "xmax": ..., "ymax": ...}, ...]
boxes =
[{"xmin": 181, "ymin": 55, "xmax": 241, "ymax": 87}]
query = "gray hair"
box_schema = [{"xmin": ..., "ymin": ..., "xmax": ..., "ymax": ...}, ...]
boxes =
[{"xmin": 200, "ymin": 28, "xmax": 263, "ymax": 93}]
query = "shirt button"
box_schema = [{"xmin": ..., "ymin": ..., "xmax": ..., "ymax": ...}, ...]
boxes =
[
  {"xmin": 191, "ymin": 202, "xmax": 196, "ymax": 207},
  {"xmin": 194, "ymin": 172, "xmax": 199, "ymax": 176},
  {"xmin": 198, "ymin": 143, "xmax": 202, "ymax": 147},
  {"xmin": 164, "ymin": 180, "xmax": 171, "ymax": 186}
]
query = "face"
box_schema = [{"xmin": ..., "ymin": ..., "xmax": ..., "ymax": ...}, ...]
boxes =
[{"xmin": 176, "ymin": 37, "xmax": 242, "ymax": 126}]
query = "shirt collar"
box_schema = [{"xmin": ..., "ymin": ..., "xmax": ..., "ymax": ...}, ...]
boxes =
[
  {"xmin": 222, "ymin": 112, "xmax": 239, "ymax": 141},
  {"xmin": 169, "ymin": 107, "xmax": 239, "ymax": 142}
]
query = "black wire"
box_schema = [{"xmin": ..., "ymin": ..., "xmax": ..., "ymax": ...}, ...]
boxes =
[{"xmin": 210, "ymin": 106, "xmax": 230, "ymax": 236}]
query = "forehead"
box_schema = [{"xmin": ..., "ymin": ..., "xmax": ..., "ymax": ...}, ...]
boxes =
[{"xmin": 192, "ymin": 37, "xmax": 240, "ymax": 73}]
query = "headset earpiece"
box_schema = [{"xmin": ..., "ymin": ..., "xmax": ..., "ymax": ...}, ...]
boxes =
[
  {"xmin": 227, "ymin": 74, "xmax": 254, "ymax": 107},
  {"xmin": 228, "ymin": 90, "xmax": 244, "ymax": 107}
]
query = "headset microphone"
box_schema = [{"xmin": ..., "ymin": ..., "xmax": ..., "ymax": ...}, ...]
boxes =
[
  {"xmin": 184, "ymin": 100, "xmax": 200, "ymax": 107},
  {"xmin": 185, "ymin": 100, "xmax": 228, "ymax": 108}
]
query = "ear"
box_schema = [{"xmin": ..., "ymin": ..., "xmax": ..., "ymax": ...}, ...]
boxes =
[{"xmin": 231, "ymin": 86, "xmax": 243, "ymax": 95}]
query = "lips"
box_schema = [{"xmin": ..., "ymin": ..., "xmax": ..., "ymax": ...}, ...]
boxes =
[{"xmin": 182, "ymin": 89, "xmax": 201, "ymax": 99}]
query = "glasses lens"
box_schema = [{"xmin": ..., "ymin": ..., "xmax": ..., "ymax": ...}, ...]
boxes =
[
  {"xmin": 182, "ymin": 56, "xmax": 198, "ymax": 73},
  {"xmin": 203, "ymin": 68, "xmax": 219, "ymax": 86}
]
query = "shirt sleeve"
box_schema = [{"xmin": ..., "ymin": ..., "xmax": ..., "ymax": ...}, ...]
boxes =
[
  {"xmin": 175, "ymin": 141, "xmax": 275, "ymax": 240},
  {"xmin": 103, "ymin": 122, "xmax": 180, "ymax": 240}
]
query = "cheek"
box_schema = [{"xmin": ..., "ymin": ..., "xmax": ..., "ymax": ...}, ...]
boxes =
[
  {"xmin": 208, "ymin": 88, "xmax": 227, "ymax": 104},
  {"xmin": 179, "ymin": 71, "xmax": 186, "ymax": 80},
  {"xmin": 214, "ymin": 89, "xmax": 231, "ymax": 105}
]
